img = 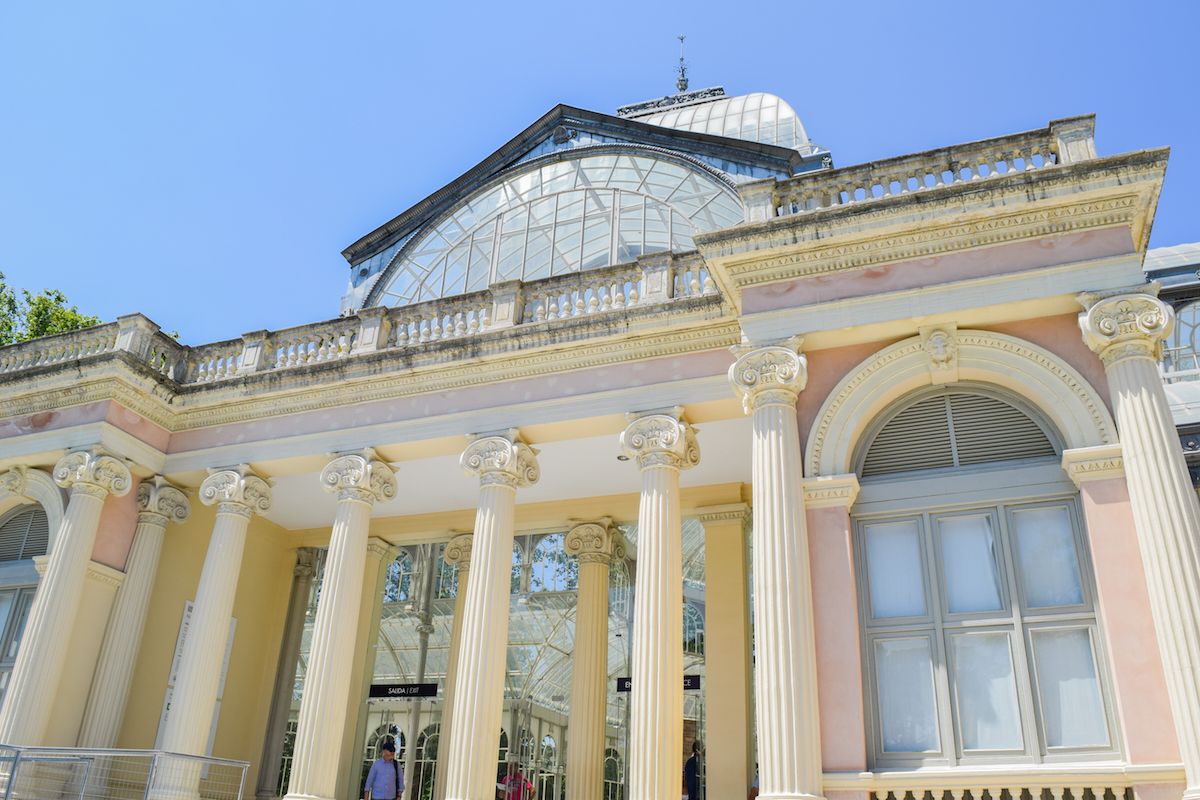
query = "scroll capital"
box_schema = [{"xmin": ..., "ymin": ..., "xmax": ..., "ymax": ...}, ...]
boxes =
[
  {"xmin": 137, "ymin": 476, "xmax": 191, "ymax": 526},
  {"xmin": 199, "ymin": 465, "xmax": 272, "ymax": 519},
  {"xmin": 320, "ymin": 450, "xmax": 397, "ymax": 505},
  {"xmin": 442, "ymin": 533, "xmax": 474, "ymax": 571},
  {"xmin": 1078, "ymin": 292, "xmax": 1173, "ymax": 367},
  {"xmin": 729, "ymin": 340, "xmax": 807, "ymax": 413},
  {"xmin": 461, "ymin": 431, "xmax": 540, "ymax": 489},
  {"xmin": 619, "ymin": 411, "xmax": 700, "ymax": 471},
  {"xmin": 565, "ymin": 518, "xmax": 624, "ymax": 565},
  {"xmin": 53, "ymin": 450, "xmax": 132, "ymax": 499}
]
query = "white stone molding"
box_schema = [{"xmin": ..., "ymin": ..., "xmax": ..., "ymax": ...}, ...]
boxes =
[
  {"xmin": 79, "ymin": 476, "xmax": 190, "ymax": 749},
  {"xmin": 198, "ymin": 465, "xmax": 272, "ymax": 518},
  {"xmin": 694, "ymin": 502, "xmax": 750, "ymax": 525},
  {"xmin": 619, "ymin": 411, "xmax": 701, "ymax": 470},
  {"xmin": 319, "ymin": 449, "xmax": 397, "ymax": 505},
  {"xmin": 1079, "ymin": 292, "xmax": 1173, "ymax": 367},
  {"xmin": 919, "ymin": 324, "xmax": 959, "ymax": 384},
  {"xmin": 0, "ymin": 449, "xmax": 130, "ymax": 746},
  {"xmin": 1077, "ymin": 291, "xmax": 1200, "ymax": 799},
  {"xmin": 728, "ymin": 337, "xmax": 807, "ymax": 413},
  {"xmin": 806, "ymin": 330, "xmax": 1117, "ymax": 477},
  {"xmin": 461, "ymin": 431, "xmax": 540, "ymax": 488},
  {"xmin": 801, "ymin": 474, "xmax": 862, "ymax": 509},
  {"xmin": 1061, "ymin": 445, "xmax": 1125, "ymax": 487},
  {"xmin": 32, "ymin": 556, "xmax": 125, "ymax": 589},
  {"xmin": 286, "ymin": 452, "xmax": 394, "ymax": 800},
  {"xmin": 0, "ymin": 466, "xmax": 65, "ymax": 554}
]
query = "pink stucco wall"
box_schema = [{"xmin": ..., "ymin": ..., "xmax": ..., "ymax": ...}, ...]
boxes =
[
  {"xmin": 1078, "ymin": 476, "xmax": 1180, "ymax": 763},
  {"xmin": 92, "ymin": 477, "xmax": 140, "ymax": 571},
  {"xmin": 0, "ymin": 400, "xmax": 170, "ymax": 452},
  {"xmin": 741, "ymin": 228, "xmax": 1132, "ymax": 313},
  {"xmin": 807, "ymin": 504, "xmax": 867, "ymax": 771}
]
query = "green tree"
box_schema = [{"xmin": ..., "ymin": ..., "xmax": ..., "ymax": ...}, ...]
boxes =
[{"xmin": 0, "ymin": 273, "xmax": 101, "ymax": 346}]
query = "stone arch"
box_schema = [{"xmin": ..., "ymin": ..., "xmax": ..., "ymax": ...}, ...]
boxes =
[
  {"xmin": 0, "ymin": 468, "xmax": 65, "ymax": 555},
  {"xmin": 805, "ymin": 330, "xmax": 1117, "ymax": 477}
]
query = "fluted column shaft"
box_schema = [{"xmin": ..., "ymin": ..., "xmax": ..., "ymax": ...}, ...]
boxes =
[
  {"xmin": 435, "ymin": 535, "xmax": 472, "ymax": 800},
  {"xmin": 620, "ymin": 413, "xmax": 699, "ymax": 800},
  {"xmin": 256, "ymin": 549, "xmax": 317, "ymax": 800},
  {"xmin": 80, "ymin": 477, "xmax": 191, "ymax": 749},
  {"xmin": 286, "ymin": 453, "xmax": 396, "ymax": 800},
  {"xmin": 731, "ymin": 343, "xmax": 822, "ymax": 800},
  {"xmin": 0, "ymin": 450, "xmax": 131, "ymax": 745},
  {"xmin": 1081, "ymin": 293, "xmax": 1200, "ymax": 799},
  {"xmin": 443, "ymin": 433, "xmax": 538, "ymax": 800},
  {"xmin": 565, "ymin": 521, "xmax": 620, "ymax": 800},
  {"xmin": 153, "ymin": 467, "xmax": 271, "ymax": 800}
]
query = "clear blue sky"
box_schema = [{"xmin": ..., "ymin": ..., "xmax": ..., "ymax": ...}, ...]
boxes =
[{"xmin": 1, "ymin": 1, "xmax": 1195, "ymax": 344}]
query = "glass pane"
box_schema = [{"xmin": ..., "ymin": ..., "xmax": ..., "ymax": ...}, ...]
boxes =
[
  {"xmin": 1012, "ymin": 506, "xmax": 1084, "ymax": 608},
  {"xmin": 875, "ymin": 638, "xmax": 940, "ymax": 752},
  {"xmin": 864, "ymin": 520, "xmax": 926, "ymax": 618},
  {"xmin": 951, "ymin": 633, "xmax": 1024, "ymax": 750},
  {"xmin": 938, "ymin": 515, "xmax": 1003, "ymax": 613},
  {"xmin": 1032, "ymin": 628, "xmax": 1109, "ymax": 747}
]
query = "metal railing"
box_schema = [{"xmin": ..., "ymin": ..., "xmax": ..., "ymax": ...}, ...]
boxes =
[{"xmin": 0, "ymin": 746, "xmax": 247, "ymax": 800}]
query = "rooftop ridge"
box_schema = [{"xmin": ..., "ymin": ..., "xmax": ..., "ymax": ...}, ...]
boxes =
[{"xmin": 616, "ymin": 86, "xmax": 725, "ymax": 118}]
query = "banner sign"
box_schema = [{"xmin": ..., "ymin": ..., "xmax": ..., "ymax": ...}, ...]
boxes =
[
  {"xmin": 616, "ymin": 675, "xmax": 702, "ymax": 692},
  {"xmin": 369, "ymin": 682, "xmax": 438, "ymax": 699}
]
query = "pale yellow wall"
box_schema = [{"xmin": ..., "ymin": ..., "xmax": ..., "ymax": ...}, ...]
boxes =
[{"xmin": 118, "ymin": 501, "xmax": 293, "ymax": 793}]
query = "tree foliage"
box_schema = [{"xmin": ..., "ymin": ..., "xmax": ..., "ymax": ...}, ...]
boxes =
[{"xmin": 0, "ymin": 273, "xmax": 101, "ymax": 346}]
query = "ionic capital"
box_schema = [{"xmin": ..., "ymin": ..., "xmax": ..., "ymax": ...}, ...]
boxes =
[
  {"xmin": 729, "ymin": 340, "xmax": 807, "ymax": 413},
  {"xmin": 199, "ymin": 465, "xmax": 272, "ymax": 519},
  {"xmin": 0, "ymin": 466, "xmax": 28, "ymax": 498},
  {"xmin": 1079, "ymin": 292, "xmax": 1174, "ymax": 367},
  {"xmin": 137, "ymin": 476, "xmax": 192, "ymax": 526},
  {"xmin": 294, "ymin": 548, "xmax": 319, "ymax": 579},
  {"xmin": 461, "ymin": 431, "xmax": 540, "ymax": 489},
  {"xmin": 443, "ymin": 533, "xmax": 474, "ymax": 572},
  {"xmin": 565, "ymin": 518, "xmax": 624, "ymax": 565},
  {"xmin": 320, "ymin": 450, "xmax": 397, "ymax": 505},
  {"xmin": 620, "ymin": 411, "xmax": 700, "ymax": 471},
  {"xmin": 53, "ymin": 450, "xmax": 132, "ymax": 499}
]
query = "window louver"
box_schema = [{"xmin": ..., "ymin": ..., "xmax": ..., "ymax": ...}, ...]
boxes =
[
  {"xmin": 861, "ymin": 391, "xmax": 1056, "ymax": 479},
  {"xmin": 0, "ymin": 507, "xmax": 50, "ymax": 562}
]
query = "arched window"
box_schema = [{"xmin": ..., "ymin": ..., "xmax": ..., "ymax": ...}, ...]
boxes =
[
  {"xmin": 682, "ymin": 603, "xmax": 705, "ymax": 656},
  {"xmin": 853, "ymin": 387, "xmax": 1115, "ymax": 767},
  {"xmin": 368, "ymin": 150, "xmax": 743, "ymax": 307},
  {"xmin": 603, "ymin": 747, "xmax": 625, "ymax": 800},
  {"xmin": 435, "ymin": 547, "xmax": 458, "ymax": 599},
  {"xmin": 413, "ymin": 723, "xmax": 440, "ymax": 800},
  {"xmin": 536, "ymin": 734, "xmax": 561, "ymax": 800},
  {"xmin": 495, "ymin": 729, "xmax": 511, "ymax": 786},
  {"xmin": 0, "ymin": 505, "xmax": 49, "ymax": 562},
  {"xmin": 530, "ymin": 534, "xmax": 577, "ymax": 593},
  {"xmin": 1164, "ymin": 300, "xmax": 1200, "ymax": 380},
  {"xmin": 609, "ymin": 560, "xmax": 631, "ymax": 619},
  {"xmin": 383, "ymin": 550, "xmax": 416, "ymax": 603}
]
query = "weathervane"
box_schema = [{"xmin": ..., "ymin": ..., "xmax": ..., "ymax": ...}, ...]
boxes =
[{"xmin": 676, "ymin": 34, "xmax": 689, "ymax": 93}]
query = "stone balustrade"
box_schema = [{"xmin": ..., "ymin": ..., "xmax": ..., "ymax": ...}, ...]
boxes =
[
  {"xmin": 0, "ymin": 255, "xmax": 718, "ymax": 387},
  {"xmin": 743, "ymin": 115, "xmax": 1096, "ymax": 222}
]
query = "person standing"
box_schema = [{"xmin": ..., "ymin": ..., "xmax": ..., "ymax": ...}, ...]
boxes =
[
  {"xmin": 684, "ymin": 741, "xmax": 701, "ymax": 800},
  {"xmin": 364, "ymin": 739, "xmax": 405, "ymax": 800}
]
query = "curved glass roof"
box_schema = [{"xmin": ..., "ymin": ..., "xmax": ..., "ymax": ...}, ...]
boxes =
[
  {"xmin": 637, "ymin": 92, "xmax": 813, "ymax": 153},
  {"xmin": 369, "ymin": 149, "xmax": 744, "ymax": 308}
]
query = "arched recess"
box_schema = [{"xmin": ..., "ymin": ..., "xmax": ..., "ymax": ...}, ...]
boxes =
[
  {"xmin": 805, "ymin": 330, "xmax": 1117, "ymax": 477},
  {"xmin": 0, "ymin": 468, "xmax": 64, "ymax": 555}
]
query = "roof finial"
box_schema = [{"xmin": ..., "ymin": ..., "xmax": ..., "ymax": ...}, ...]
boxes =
[{"xmin": 676, "ymin": 34, "xmax": 689, "ymax": 93}]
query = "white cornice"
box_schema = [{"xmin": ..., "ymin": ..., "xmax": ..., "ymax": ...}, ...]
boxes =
[{"xmin": 1061, "ymin": 444, "xmax": 1125, "ymax": 486}]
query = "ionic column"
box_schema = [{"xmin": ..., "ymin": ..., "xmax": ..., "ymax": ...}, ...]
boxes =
[
  {"xmin": 564, "ymin": 519, "xmax": 622, "ymax": 800},
  {"xmin": 619, "ymin": 412, "xmax": 699, "ymax": 800},
  {"xmin": 0, "ymin": 450, "xmax": 131, "ymax": 745},
  {"xmin": 256, "ymin": 548, "xmax": 318, "ymax": 800},
  {"xmin": 285, "ymin": 452, "xmax": 396, "ymax": 800},
  {"xmin": 729, "ymin": 343, "xmax": 823, "ymax": 800},
  {"xmin": 79, "ymin": 477, "xmax": 192, "ymax": 749},
  {"xmin": 154, "ymin": 466, "xmax": 271, "ymax": 800},
  {"xmin": 442, "ymin": 432, "xmax": 539, "ymax": 800},
  {"xmin": 1080, "ymin": 293, "xmax": 1200, "ymax": 799},
  {"xmin": 435, "ymin": 534, "xmax": 473, "ymax": 800}
]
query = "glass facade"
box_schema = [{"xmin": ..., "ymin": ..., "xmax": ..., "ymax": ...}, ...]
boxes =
[
  {"xmin": 371, "ymin": 152, "xmax": 743, "ymax": 307},
  {"xmin": 632, "ymin": 93, "xmax": 814, "ymax": 153}
]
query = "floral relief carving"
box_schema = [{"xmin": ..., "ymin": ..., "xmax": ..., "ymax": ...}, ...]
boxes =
[
  {"xmin": 620, "ymin": 413, "xmax": 700, "ymax": 470},
  {"xmin": 461, "ymin": 434, "xmax": 540, "ymax": 488},
  {"xmin": 320, "ymin": 452, "xmax": 397, "ymax": 505},
  {"xmin": 729, "ymin": 342, "xmax": 807, "ymax": 413},
  {"xmin": 0, "ymin": 466, "xmax": 28, "ymax": 498},
  {"xmin": 53, "ymin": 450, "xmax": 132, "ymax": 498},
  {"xmin": 1079, "ymin": 293, "xmax": 1174, "ymax": 366},
  {"xmin": 919, "ymin": 325, "xmax": 958, "ymax": 384},
  {"xmin": 199, "ymin": 466, "xmax": 273, "ymax": 518},
  {"xmin": 137, "ymin": 476, "xmax": 191, "ymax": 525}
]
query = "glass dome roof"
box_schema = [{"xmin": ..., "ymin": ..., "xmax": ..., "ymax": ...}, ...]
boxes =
[
  {"xmin": 367, "ymin": 148, "xmax": 744, "ymax": 308},
  {"xmin": 635, "ymin": 92, "xmax": 814, "ymax": 154}
]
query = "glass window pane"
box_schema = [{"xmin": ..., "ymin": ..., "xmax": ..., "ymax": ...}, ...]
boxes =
[
  {"xmin": 875, "ymin": 638, "xmax": 940, "ymax": 752},
  {"xmin": 864, "ymin": 520, "xmax": 926, "ymax": 618},
  {"xmin": 951, "ymin": 633, "xmax": 1024, "ymax": 750},
  {"xmin": 1032, "ymin": 628, "xmax": 1109, "ymax": 747},
  {"xmin": 937, "ymin": 514, "xmax": 1003, "ymax": 613},
  {"xmin": 1012, "ymin": 506, "xmax": 1084, "ymax": 608}
]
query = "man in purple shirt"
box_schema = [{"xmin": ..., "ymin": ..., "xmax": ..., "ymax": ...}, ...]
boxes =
[{"xmin": 363, "ymin": 739, "xmax": 404, "ymax": 800}]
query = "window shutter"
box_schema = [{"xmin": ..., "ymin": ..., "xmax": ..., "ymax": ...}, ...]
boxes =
[
  {"xmin": 949, "ymin": 393, "xmax": 1056, "ymax": 466},
  {"xmin": 0, "ymin": 507, "xmax": 48, "ymax": 562},
  {"xmin": 861, "ymin": 396, "xmax": 954, "ymax": 477}
]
